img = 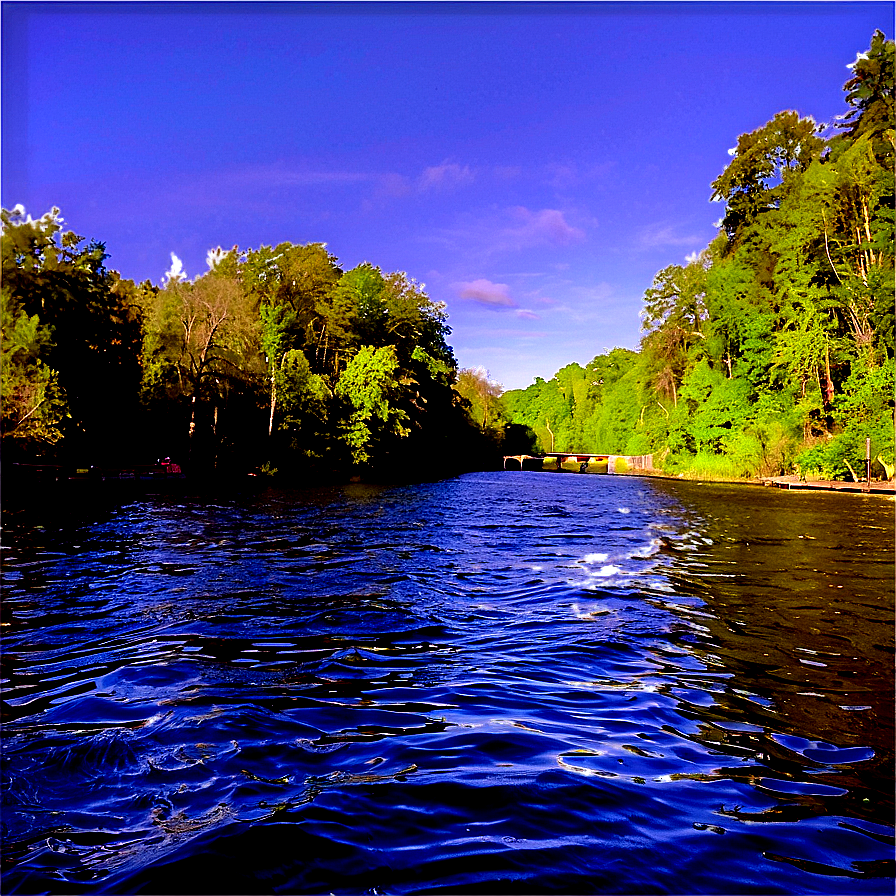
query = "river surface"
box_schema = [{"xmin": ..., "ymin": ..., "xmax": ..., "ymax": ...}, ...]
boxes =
[{"xmin": 1, "ymin": 472, "xmax": 893, "ymax": 895}]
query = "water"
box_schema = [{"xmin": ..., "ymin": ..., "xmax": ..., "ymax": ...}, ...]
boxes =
[{"xmin": 1, "ymin": 472, "xmax": 893, "ymax": 894}]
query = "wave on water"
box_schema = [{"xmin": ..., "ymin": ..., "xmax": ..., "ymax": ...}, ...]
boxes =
[{"xmin": 1, "ymin": 473, "xmax": 893, "ymax": 894}]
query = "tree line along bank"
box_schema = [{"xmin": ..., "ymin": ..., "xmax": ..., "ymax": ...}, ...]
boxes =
[
  {"xmin": 2, "ymin": 31, "xmax": 892, "ymax": 484},
  {"xmin": 500, "ymin": 31, "xmax": 894, "ymax": 483},
  {"xmin": 2, "ymin": 216, "xmax": 530, "ymax": 481}
]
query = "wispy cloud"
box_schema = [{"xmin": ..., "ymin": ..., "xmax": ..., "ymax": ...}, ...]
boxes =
[
  {"xmin": 543, "ymin": 160, "xmax": 617, "ymax": 191},
  {"xmin": 238, "ymin": 163, "xmax": 376, "ymax": 188},
  {"xmin": 503, "ymin": 207, "xmax": 586, "ymax": 249},
  {"xmin": 418, "ymin": 161, "xmax": 474, "ymax": 193},
  {"xmin": 432, "ymin": 206, "xmax": 588, "ymax": 259},
  {"xmin": 636, "ymin": 223, "xmax": 705, "ymax": 250}
]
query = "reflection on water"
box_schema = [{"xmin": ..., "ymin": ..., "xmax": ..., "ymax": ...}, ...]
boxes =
[{"xmin": 1, "ymin": 473, "xmax": 893, "ymax": 894}]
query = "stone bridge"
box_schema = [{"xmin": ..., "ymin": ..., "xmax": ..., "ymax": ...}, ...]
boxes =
[{"xmin": 503, "ymin": 453, "xmax": 654, "ymax": 474}]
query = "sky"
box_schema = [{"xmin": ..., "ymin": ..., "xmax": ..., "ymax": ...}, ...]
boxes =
[{"xmin": 2, "ymin": 2, "xmax": 892, "ymax": 390}]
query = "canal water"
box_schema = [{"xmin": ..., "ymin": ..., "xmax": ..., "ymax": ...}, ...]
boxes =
[{"xmin": 1, "ymin": 472, "xmax": 893, "ymax": 894}]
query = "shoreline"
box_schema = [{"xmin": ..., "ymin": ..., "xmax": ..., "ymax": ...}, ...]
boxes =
[{"xmin": 624, "ymin": 469, "xmax": 895, "ymax": 496}]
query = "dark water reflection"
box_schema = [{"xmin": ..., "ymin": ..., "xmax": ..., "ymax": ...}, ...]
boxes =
[{"xmin": 1, "ymin": 473, "xmax": 893, "ymax": 894}]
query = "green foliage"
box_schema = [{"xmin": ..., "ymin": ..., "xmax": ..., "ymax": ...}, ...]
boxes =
[
  {"xmin": 4, "ymin": 33, "xmax": 892, "ymax": 484},
  {"xmin": 502, "ymin": 349, "xmax": 647, "ymax": 456},
  {"xmin": 799, "ymin": 358, "xmax": 896, "ymax": 480},
  {"xmin": 676, "ymin": 361, "xmax": 751, "ymax": 453},
  {"xmin": 1, "ymin": 206, "xmax": 144, "ymax": 460},
  {"xmin": 455, "ymin": 367, "xmax": 506, "ymax": 431},
  {"xmin": 130, "ymin": 238, "xmax": 469, "ymax": 475},
  {"xmin": 276, "ymin": 347, "xmax": 329, "ymax": 437},
  {"xmin": 501, "ymin": 31, "xmax": 894, "ymax": 483},
  {"xmin": 335, "ymin": 345, "xmax": 410, "ymax": 465},
  {"xmin": 1, "ymin": 205, "xmax": 481, "ymax": 477},
  {"xmin": 1, "ymin": 287, "xmax": 69, "ymax": 447},
  {"xmin": 711, "ymin": 110, "xmax": 826, "ymax": 242},
  {"xmin": 835, "ymin": 28, "xmax": 895, "ymax": 159}
]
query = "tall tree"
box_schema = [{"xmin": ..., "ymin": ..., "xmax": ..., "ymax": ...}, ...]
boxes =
[
  {"xmin": 238, "ymin": 242, "xmax": 341, "ymax": 436},
  {"xmin": 141, "ymin": 265, "xmax": 260, "ymax": 466},
  {"xmin": 834, "ymin": 28, "xmax": 895, "ymax": 154},
  {"xmin": 1, "ymin": 206, "xmax": 144, "ymax": 460},
  {"xmin": 711, "ymin": 110, "xmax": 826, "ymax": 243}
]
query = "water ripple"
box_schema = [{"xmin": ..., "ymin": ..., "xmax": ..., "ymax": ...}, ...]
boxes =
[{"xmin": 1, "ymin": 474, "xmax": 892, "ymax": 894}]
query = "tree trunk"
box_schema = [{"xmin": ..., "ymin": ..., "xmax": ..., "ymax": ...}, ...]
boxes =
[
  {"xmin": 824, "ymin": 342, "xmax": 834, "ymax": 406},
  {"xmin": 188, "ymin": 394, "xmax": 197, "ymax": 464},
  {"xmin": 268, "ymin": 365, "xmax": 276, "ymax": 438}
]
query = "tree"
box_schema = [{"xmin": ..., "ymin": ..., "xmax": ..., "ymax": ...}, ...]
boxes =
[
  {"xmin": 236, "ymin": 242, "xmax": 341, "ymax": 441},
  {"xmin": 259, "ymin": 297, "xmax": 297, "ymax": 437},
  {"xmin": 640, "ymin": 258, "xmax": 710, "ymax": 407},
  {"xmin": 834, "ymin": 28, "xmax": 895, "ymax": 156},
  {"xmin": 1, "ymin": 206, "xmax": 144, "ymax": 460},
  {"xmin": 455, "ymin": 367, "xmax": 504, "ymax": 430},
  {"xmin": 320, "ymin": 264, "xmax": 385, "ymax": 376},
  {"xmin": 275, "ymin": 349, "xmax": 331, "ymax": 459},
  {"xmin": 0, "ymin": 287, "xmax": 68, "ymax": 449},
  {"xmin": 317, "ymin": 264, "xmax": 451, "ymax": 379},
  {"xmin": 141, "ymin": 265, "xmax": 260, "ymax": 466},
  {"xmin": 815, "ymin": 137, "xmax": 894, "ymax": 362},
  {"xmin": 335, "ymin": 345, "xmax": 409, "ymax": 465},
  {"xmin": 711, "ymin": 111, "xmax": 826, "ymax": 242}
]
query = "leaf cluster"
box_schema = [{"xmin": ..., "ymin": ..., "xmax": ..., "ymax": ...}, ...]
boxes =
[{"xmin": 503, "ymin": 30, "xmax": 894, "ymax": 482}]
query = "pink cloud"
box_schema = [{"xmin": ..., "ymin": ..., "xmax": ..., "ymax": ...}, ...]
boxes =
[
  {"xmin": 515, "ymin": 309, "xmax": 540, "ymax": 320},
  {"xmin": 456, "ymin": 278, "xmax": 517, "ymax": 309}
]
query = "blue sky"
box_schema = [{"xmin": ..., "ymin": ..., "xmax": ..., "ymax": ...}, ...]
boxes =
[{"xmin": 2, "ymin": 2, "xmax": 892, "ymax": 390}]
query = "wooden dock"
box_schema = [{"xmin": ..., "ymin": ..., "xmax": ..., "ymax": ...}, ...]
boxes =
[{"xmin": 762, "ymin": 475, "xmax": 895, "ymax": 495}]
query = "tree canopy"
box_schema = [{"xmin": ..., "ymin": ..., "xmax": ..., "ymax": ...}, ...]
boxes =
[
  {"xmin": 4, "ymin": 31, "xmax": 892, "ymax": 485},
  {"xmin": 1, "ymin": 216, "xmax": 501, "ymax": 479},
  {"xmin": 504, "ymin": 30, "xmax": 894, "ymax": 482}
]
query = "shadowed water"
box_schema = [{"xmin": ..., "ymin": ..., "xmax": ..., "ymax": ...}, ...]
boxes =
[{"xmin": 1, "ymin": 472, "xmax": 893, "ymax": 894}]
